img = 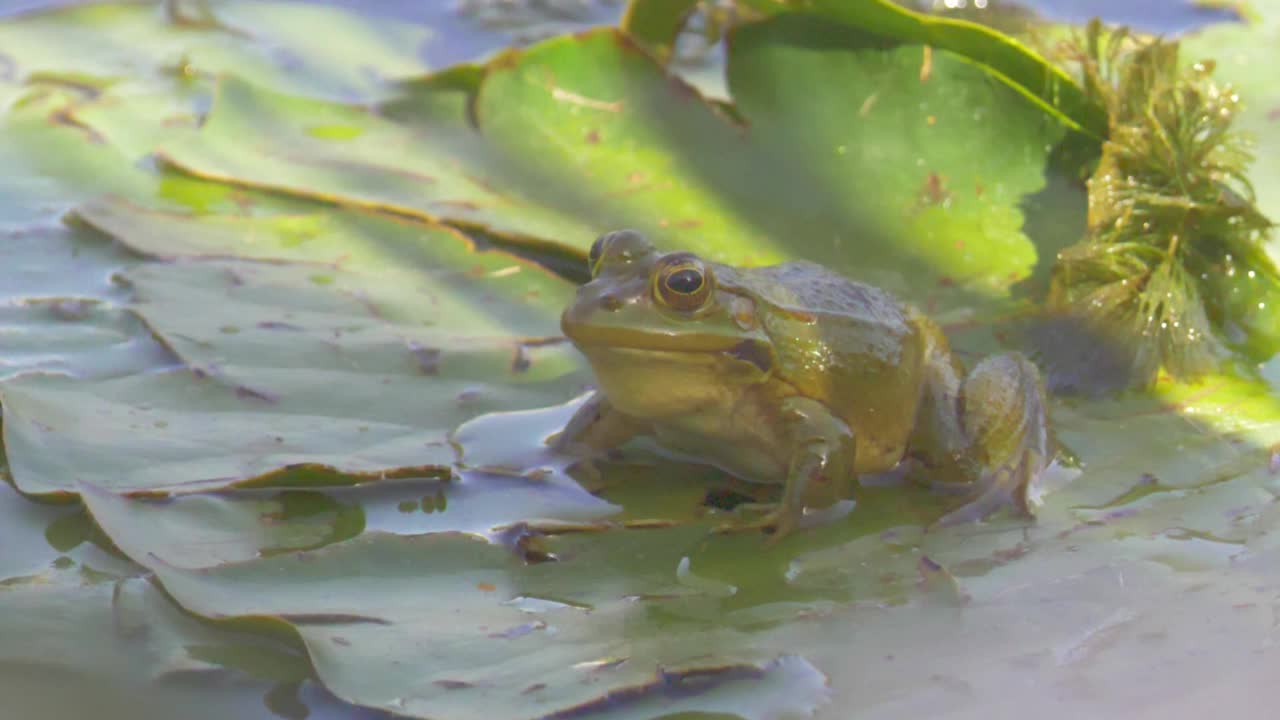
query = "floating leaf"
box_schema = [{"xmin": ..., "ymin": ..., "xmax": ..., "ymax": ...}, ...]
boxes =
[
  {"xmin": 163, "ymin": 17, "xmax": 1068, "ymax": 299},
  {"xmin": 80, "ymin": 482, "xmax": 830, "ymax": 720},
  {"xmin": 0, "ymin": 1, "xmax": 428, "ymax": 101},
  {"xmin": 0, "ymin": 568, "xmax": 342, "ymax": 719}
]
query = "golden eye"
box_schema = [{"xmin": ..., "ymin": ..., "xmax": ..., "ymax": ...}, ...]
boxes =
[{"xmin": 654, "ymin": 253, "xmax": 713, "ymax": 312}]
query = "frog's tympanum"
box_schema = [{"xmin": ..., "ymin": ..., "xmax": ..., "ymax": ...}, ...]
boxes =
[{"xmin": 554, "ymin": 230, "xmax": 1051, "ymax": 539}]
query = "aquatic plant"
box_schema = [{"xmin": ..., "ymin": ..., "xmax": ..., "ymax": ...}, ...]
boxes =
[{"xmin": 1044, "ymin": 20, "xmax": 1277, "ymax": 388}]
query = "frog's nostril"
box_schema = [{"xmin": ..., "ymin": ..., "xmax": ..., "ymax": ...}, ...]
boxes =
[{"xmin": 600, "ymin": 294, "xmax": 623, "ymax": 311}]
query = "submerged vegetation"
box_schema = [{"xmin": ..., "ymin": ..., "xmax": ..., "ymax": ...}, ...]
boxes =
[{"xmin": 1043, "ymin": 21, "xmax": 1278, "ymax": 388}]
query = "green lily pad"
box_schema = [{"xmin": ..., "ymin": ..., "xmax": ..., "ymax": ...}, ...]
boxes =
[
  {"xmin": 0, "ymin": 369, "xmax": 455, "ymax": 497},
  {"xmin": 626, "ymin": 0, "xmax": 1107, "ymax": 138},
  {"xmin": 3, "ymin": 197, "xmax": 594, "ymax": 498},
  {"xmin": 0, "ymin": 481, "xmax": 139, "ymax": 581},
  {"xmin": 162, "ymin": 16, "xmax": 1068, "ymax": 300},
  {"xmin": 0, "ymin": 567, "xmax": 339, "ymax": 720},
  {"xmin": 72, "ymin": 471, "xmax": 615, "ymax": 567},
  {"xmin": 0, "ymin": 1, "xmax": 428, "ymax": 102},
  {"xmin": 80, "ymin": 480, "xmax": 830, "ymax": 720}
]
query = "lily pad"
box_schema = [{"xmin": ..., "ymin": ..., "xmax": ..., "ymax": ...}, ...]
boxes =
[
  {"xmin": 3, "ymin": 196, "xmax": 594, "ymax": 498},
  {"xmin": 162, "ymin": 16, "xmax": 1068, "ymax": 299},
  {"xmin": 627, "ymin": 0, "xmax": 1107, "ymax": 138},
  {"xmin": 0, "ymin": 567, "xmax": 357, "ymax": 720},
  {"xmin": 0, "ymin": 369, "xmax": 455, "ymax": 497},
  {"xmin": 72, "ymin": 472, "xmax": 615, "ymax": 568},
  {"xmin": 0, "ymin": 1, "xmax": 429, "ymax": 102},
  {"xmin": 80, "ymin": 481, "xmax": 830, "ymax": 720}
]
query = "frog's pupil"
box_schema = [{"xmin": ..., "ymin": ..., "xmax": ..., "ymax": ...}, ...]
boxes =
[{"xmin": 667, "ymin": 268, "xmax": 703, "ymax": 294}]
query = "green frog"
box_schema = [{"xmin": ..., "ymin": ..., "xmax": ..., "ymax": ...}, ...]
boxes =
[{"xmin": 554, "ymin": 230, "xmax": 1050, "ymax": 539}]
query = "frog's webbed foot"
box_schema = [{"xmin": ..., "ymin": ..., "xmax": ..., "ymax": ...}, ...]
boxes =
[
  {"xmin": 932, "ymin": 449, "xmax": 1042, "ymax": 527},
  {"xmin": 713, "ymin": 502, "xmax": 799, "ymax": 545},
  {"xmin": 934, "ymin": 352, "xmax": 1050, "ymax": 526}
]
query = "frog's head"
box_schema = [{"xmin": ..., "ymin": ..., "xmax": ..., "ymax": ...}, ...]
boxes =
[{"xmin": 561, "ymin": 230, "xmax": 774, "ymax": 418}]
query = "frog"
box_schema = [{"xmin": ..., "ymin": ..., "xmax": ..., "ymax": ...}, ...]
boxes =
[{"xmin": 553, "ymin": 229, "xmax": 1051, "ymax": 540}]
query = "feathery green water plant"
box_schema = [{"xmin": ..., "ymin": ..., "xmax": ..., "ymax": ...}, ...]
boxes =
[{"xmin": 1043, "ymin": 21, "xmax": 1278, "ymax": 390}]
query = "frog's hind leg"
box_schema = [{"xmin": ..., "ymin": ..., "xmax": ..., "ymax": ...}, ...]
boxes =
[{"xmin": 936, "ymin": 352, "xmax": 1050, "ymax": 526}]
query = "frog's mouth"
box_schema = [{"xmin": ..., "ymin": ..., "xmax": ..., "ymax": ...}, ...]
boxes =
[{"xmin": 564, "ymin": 326, "xmax": 773, "ymax": 375}]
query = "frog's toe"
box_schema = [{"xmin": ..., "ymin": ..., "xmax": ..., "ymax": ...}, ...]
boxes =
[
  {"xmin": 713, "ymin": 504, "xmax": 799, "ymax": 543},
  {"xmin": 932, "ymin": 450, "xmax": 1042, "ymax": 528}
]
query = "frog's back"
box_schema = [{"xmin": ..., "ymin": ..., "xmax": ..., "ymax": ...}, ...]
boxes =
[{"xmin": 722, "ymin": 260, "xmax": 927, "ymax": 470}]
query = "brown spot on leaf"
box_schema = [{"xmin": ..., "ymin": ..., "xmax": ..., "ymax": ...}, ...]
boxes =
[
  {"xmin": 49, "ymin": 109, "xmax": 105, "ymax": 143},
  {"xmin": 229, "ymin": 191, "xmax": 255, "ymax": 212},
  {"xmin": 432, "ymin": 199, "xmax": 481, "ymax": 211},
  {"xmin": 257, "ymin": 321, "xmax": 304, "ymax": 331},
  {"xmin": 666, "ymin": 74, "xmax": 696, "ymax": 101},
  {"xmin": 456, "ymin": 388, "xmax": 484, "ymax": 405},
  {"xmin": 585, "ymin": 129, "xmax": 600, "ymax": 144},
  {"xmin": 434, "ymin": 680, "xmax": 473, "ymax": 690},
  {"xmin": 476, "ymin": 582, "xmax": 496, "ymax": 592},
  {"xmin": 919, "ymin": 172, "xmax": 951, "ymax": 207},
  {"xmin": 859, "ymin": 92, "xmax": 879, "ymax": 116},
  {"xmin": 410, "ymin": 344, "xmax": 441, "ymax": 375},
  {"xmin": 161, "ymin": 114, "xmax": 197, "ymax": 129},
  {"xmin": 512, "ymin": 345, "xmax": 532, "ymax": 373},
  {"xmin": 236, "ymin": 385, "xmax": 280, "ymax": 403}
]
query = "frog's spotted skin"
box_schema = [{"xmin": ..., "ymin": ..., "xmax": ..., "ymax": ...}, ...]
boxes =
[{"xmin": 555, "ymin": 230, "xmax": 1051, "ymax": 539}]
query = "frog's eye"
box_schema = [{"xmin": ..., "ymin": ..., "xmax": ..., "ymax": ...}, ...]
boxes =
[
  {"xmin": 654, "ymin": 253, "xmax": 713, "ymax": 312},
  {"xmin": 588, "ymin": 230, "xmax": 652, "ymax": 277}
]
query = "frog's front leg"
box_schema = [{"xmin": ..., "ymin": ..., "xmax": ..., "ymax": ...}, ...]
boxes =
[
  {"xmin": 928, "ymin": 352, "xmax": 1051, "ymax": 526},
  {"xmin": 550, "ymin": 392, "xmax": 646, "ymax": 482},
  {"xmin": 723, "ymin": 396, "xmax": 856, "ymax": 541}
]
